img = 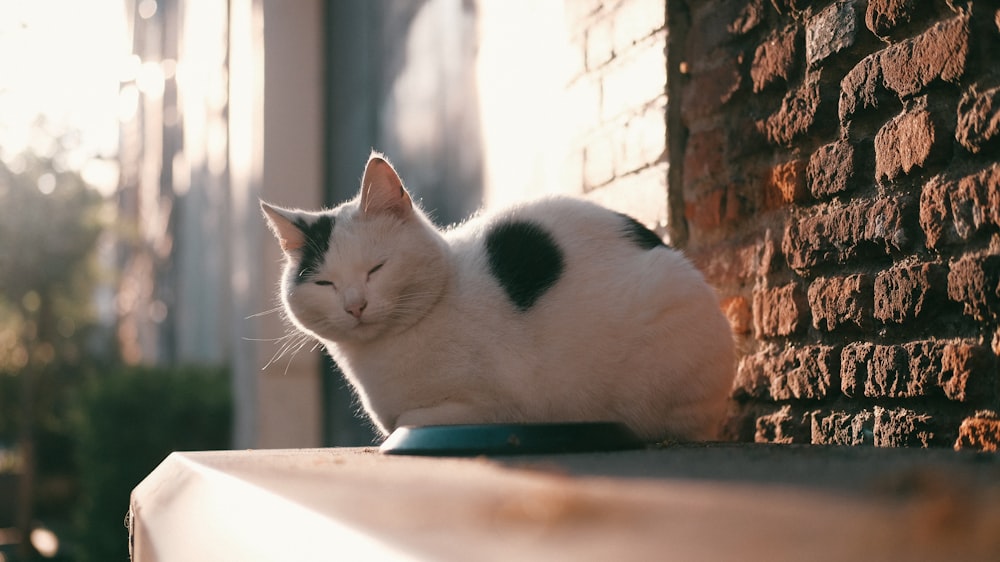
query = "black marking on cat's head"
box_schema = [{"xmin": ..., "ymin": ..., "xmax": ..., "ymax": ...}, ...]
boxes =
[
  {"xmin": 618, "ymin": 213, "xmax": 666, "ymax": 250},
  {"xmin": 485, "ymin": 220, "xmax": 565, "ymax": 311},
  {"xmin": 294, "ymin": 215, "xmax": 334, "ymax": 282}
]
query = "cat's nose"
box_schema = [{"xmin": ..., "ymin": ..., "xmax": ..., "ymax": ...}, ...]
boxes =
[{"xmin": 346, "ymin": 300, "xmax": 367, "ymax": 319}]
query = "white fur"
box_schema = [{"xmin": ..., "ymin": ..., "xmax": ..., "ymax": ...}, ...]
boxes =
[{"xmin": 264, "ymin": 156, "xmax": 735, "ymax": 442}]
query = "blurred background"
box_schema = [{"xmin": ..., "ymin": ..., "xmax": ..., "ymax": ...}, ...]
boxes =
[{"xmin": 0, "ymin": 0, "xmax": 638, "ymax": 559}]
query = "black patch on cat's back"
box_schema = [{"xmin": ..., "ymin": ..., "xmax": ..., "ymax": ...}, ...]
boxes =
[
  {"xmin": 485, "ymin": 220, "xmax": 565, "ymax": 311},
  {"xmin": 618, "ymin": 213, "xmax": 666, "ymax": 250},
  {"xmin": 294, "ymin": 215, "xmax": 334, "ymax": 282}
]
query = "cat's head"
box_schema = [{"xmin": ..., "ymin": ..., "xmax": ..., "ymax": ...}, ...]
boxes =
[{"xmin": 261, "ymin": 152, "xmax": 449, "ymax": 343}]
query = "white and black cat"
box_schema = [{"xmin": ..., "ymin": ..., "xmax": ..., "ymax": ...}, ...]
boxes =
[{"xmin": 262, "ymin": 152, "xmax": 735, "ymax": 442}]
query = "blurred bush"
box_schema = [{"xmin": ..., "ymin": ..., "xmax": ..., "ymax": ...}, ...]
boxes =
[{"xmin": 72, "ymin": 365, "xmax": 231, "ymax": 562}]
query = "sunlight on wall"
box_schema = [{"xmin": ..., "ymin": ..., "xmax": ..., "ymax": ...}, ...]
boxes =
[{"xmin": 476, "ymin": 0, "xmax": 578, "ymax": 209}]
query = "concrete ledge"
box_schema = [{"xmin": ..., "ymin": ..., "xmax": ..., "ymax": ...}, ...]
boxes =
[{"xmin": 130, "ymin": 444, "xmax": 1000, "ymax": 561}]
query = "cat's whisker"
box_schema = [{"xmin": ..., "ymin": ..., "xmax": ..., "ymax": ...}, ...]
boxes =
[{"xmin": 246, "ymin": 306, "xmax": 284, "ymax": 319}]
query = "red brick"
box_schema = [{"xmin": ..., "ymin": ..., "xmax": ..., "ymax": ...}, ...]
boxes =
[
  {"xmin": 873, "ymin": 262, "xmax": 948, "ymax": 324},
  {"xmin": 755, "ymin": 405, "xmax": 810, "ymax": 444},
  {"xmin": 839, "ymin": 53, "xmax": 885, "ymax": 121},
  {"xmin": 956, "ymin": 80, "xmax": 1000, "ymax": 155},
  {"xmin": 680, "ymin": 55, "xmax": 744, "ymax": 126},
  {"xmin": 784, "ymin": 196, "xmax": 916, "ymax": 272},
  {"xmin": 732, "ymin": 348, "xmax": 777, "ymax": 400},
  {"xmin": 720, "ymin": 295, "xmax": 752, "ymax": 335},
  {"xmin": 879, "ymin": 14, "xmax": 970, "ymax": 98},
  {"xmin": 684, "ymin": 188, "xmax": 726, "ymax": 231},
  {"xmin": 768, "ymin": 158, "xmax": 810, "ymax": 206},
  {"xmin": 874, "ymin": 406, "xmax": 938, "ymax": 447},
  {"xmin": 752, "ymin": 281, "xmax": 809, "ymax": 337},
  {"xmin": 940, "ymin": 343, "xmax": 996, "ymax": 402},
  {"xmin": 729, "ymin": 0, "xmax": 765, "ymax": 35},
  {"xmin": 947, "ymin": 253, "xmax": 1000, "ymax": 321},
  {"xmin": 954, "ymin": 412, "xmax": 1000, "ymax": 452},
  {"xmin": 682, "ymin": 128, "xmax": 726, "ymax": 198},
  {"xmin": 751, "ymin": 24, "xmax": 800, "ymax": 92},
  {"xmin": 865, "ymin": 0, "xmax": 923, "ymax": 38},
  {"xmin": 919, "ymin": 164, "xmax": 1000, "ymax": 249},
  {"xmin": 785, "ymin": 345, "xmax": 840, "ymax": 400},
  {"xmin": 734, "ymin": 345, "xmax": 839, "ymax": 401},
  {"xmin": 811, "ymin": 410, "xmax": 874, "ymax": 445},
  {"xmin": 840, "ymin": 342, "xmax": 874, "ymax": 397},
  {"xmin": 758, "ymin": 75, "xmax": 827, "ymax": 146},
  {"xmin": 808, "ymin": 274, "xmax": 873, "ymax": 331},
  {"xmin": 867, "ymin": 342, "xmax": 941, "ymax": 398},
  {"xmin": 806, "ymin": 0, "xmax": 861, "ymax": 67},
  {"xmin": 874, "ymin": 102, "xmax": 951, "ymax": 186},
  {"xmin": 843, "ymin": 341, "xmax": 946, "ymax": 399},
  {"xmin": 807, "ymin": 139, "xmax": 856, "ymax": 198}
]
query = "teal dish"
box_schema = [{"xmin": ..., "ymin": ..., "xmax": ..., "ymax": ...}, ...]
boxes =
[{"xmin": 379, "ymin": 422, "xmax": 644, "ymax": 456}]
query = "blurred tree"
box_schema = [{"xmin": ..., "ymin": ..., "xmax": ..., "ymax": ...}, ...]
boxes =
[{"xmin": 0, "ymin": 145, "xmax": 106, "ymax": 558}]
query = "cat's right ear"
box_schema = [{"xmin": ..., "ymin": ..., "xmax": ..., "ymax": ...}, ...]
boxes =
[
  {"xmin": 360, "ymin": 153, "xmax": 412, "ymax": 219},
  {"xmin": 260, "ymin": 202, "xmax": 305, "ymax": 253}
]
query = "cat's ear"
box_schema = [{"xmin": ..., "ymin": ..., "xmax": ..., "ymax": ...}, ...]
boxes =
[
  {"xmin": 360, "ymin": 153, "xmax": 412, "ymax": 219},
  {"xmin": 260, "ymin": 202, "xmax": 306, "ymax": 253}
]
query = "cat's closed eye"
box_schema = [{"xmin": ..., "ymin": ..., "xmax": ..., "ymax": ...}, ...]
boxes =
[
  {"xmin": 315, "ymin": 280, "xmax": 336, "ymax": 289},
  {"xmin": 367, "ymin": 262, "xmax": 385, "ymax": 280}
]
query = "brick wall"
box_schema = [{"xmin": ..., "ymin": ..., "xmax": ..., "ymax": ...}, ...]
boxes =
[
  {"xmin": 678, "ymin": 0, "xmax": 1000, "ymax": 449},
  {"xmin": 565, "ymin": 0, "xmax": 681, "ymax": 238}
]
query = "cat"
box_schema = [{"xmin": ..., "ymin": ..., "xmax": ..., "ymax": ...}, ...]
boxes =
[{"xmin": 261, "ymin": 152, "xmax": 736, "ymax": 442}]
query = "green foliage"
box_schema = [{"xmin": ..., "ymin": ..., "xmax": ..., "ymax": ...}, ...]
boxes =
[{"xmin": 72, "ymin": 365, "xmax": 231, "ymax": 562}]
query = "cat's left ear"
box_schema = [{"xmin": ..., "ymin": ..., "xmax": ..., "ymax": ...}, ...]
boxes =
[
  {"xmin": 360, "ymin": 153, "xmax": 412, "ymax": 219},
  {"xmin": 260, "ymin": 202, "xmax": 306, "ymax": 253}
]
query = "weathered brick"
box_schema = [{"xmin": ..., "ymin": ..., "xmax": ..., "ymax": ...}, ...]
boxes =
[
  {"xmin": 843, "ymin": 341, "xmax": 945, "ymax": 399},
  {"xmin": 807, "ymin": 139, "xmax": 856, "ymax": 198},
  {"xmin": 919, "ymin": 174, "xmax": 951, "ymax": 249},
  {"xmin": 956, "ymin": 80, "xmax": 1000, "ymax": 154},
  {"xmin": 732, "ymin": 349, "xmax": 774, "ymax": 400},
  {"xmin": 839, "ymin": 52, "xmax": 885, "ymax": 121},
  {"xmin": 808, "ymin": 274, "xmax": 873, "ymax": 331},
  {"xmin": 752, "ymin": 281, "xmax": 809, "ymax": 337},
  {"xmin": 841, "ymin": 341, "xmax": 874, "ymax": 397},
  {"xmin": 920, "ymin": 164, "xmax": 1000, "ymax": 249},
  {"xmin": 786, "ymin": 345, "xmax": 840, "ymax": 399},
  {"xmin": 755, "ymin": 405, "xmax": 811, "ymax": 444},
  {"xmin": 784, "ymin": 196, "xmax": 916, "ymax": 272},
  {"xmin": 940, "ymin": 343, "xmax": 996, "ymax": 402},
  {"xmin": 874, "ymin": 406, "xmax": 937, "ymax": 447},
  {"xmin": 759, "ymin": 74, "xmax": 829, "ymax": 146},
  {"xmin": 948, "ymin": 253, "xmax": 1000, "ymax": 321},
  {"xmin": 806, "ymin": 0, "xmax": 861, "ymax": 67},
  {"xmin": 729, "ymin": 0, "xmax": 765, "ymax": 36},
  {"xmin": 770, "ymin": 0, "xmax": 816, "ymax": 14},
  {"xmin": 680, "ymin": 55, "xmax": 743, "ymax": 125},
  {"xmin": 684, "ymin": 188, "xmax": 726, "ymax": 231},
  {"xmin": 720, "ymin": 295, "xmax": 752, "ymax": 335},
  {"xmin": 874, "ymin": 262, "xmax": 948, "ymax": 324},
  {"xmin": 880, "ymin": 14, "xmax": 969, "ymax": 98},
  {"xmin": 751, "ymin": 24, "xmax": 800, "ymax": 92},
  {"xmin": 768, "ymin": 158, "xmax": 809, "ymax": 206},
  {"xmin": 683, "ymin": 128, "xmax": 726, "ymax": 197},
  {"xmin": 865, "ymin": 0, "xmax": 923, "ymax": 38},
  {"xmin": 874, "ymin": 102, "xmax": 951, "ymax": 186},
  {"xmin": 811, "ymin": 410, "xmax": 874, "ymax": 445},
  {"xmin": 954, "ymin": 411, "xmax": 1000, "ymax": 452},
  {"xmin": 734, "ymin": 345, "xmax": 839, "ymax": 401}
]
